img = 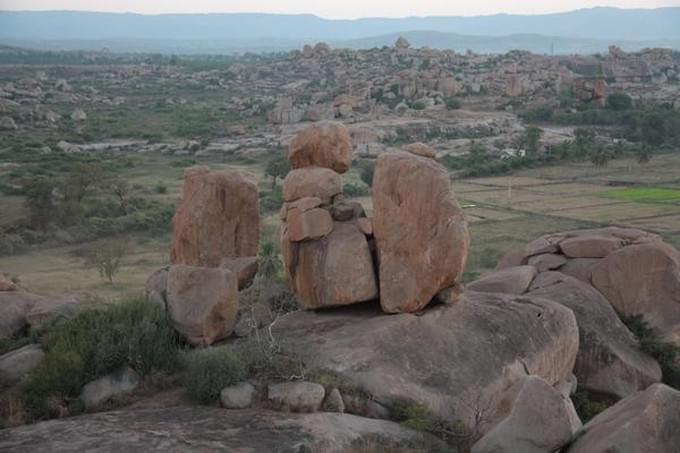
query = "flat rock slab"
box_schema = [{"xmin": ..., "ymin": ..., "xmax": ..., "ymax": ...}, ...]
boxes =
[
  {"xmin": 273, "ymin": 291, "xmax": 578, "ymax": 428},
  {"xmin": 0, "ymin": 407, "xmax": 432, "ymax": 453}
]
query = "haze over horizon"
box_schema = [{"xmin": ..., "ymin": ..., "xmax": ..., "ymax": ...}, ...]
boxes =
[{"xmin": 2, "ymin": 0, "xmax": 680, "ymax": 19}]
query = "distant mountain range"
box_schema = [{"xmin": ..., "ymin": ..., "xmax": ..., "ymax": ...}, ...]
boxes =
[{"xmin": 1, "ymin": 7, "xmax": 679, "ymax": 55}]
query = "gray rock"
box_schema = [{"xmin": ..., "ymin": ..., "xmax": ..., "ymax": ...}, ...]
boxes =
[
  {"xmin": 144, "ymin": 267, "xmax": 168, "ymax": 309},
  {"xmin": 472, "ymin": 375, "xmax": 575, "ymax": 453},
  {"xmin": 528, "ymin": 253, "xmax": 568, "ymax": 272},
  {"xmin": 79, "ymin": 367, "xmax": 140, "ymax": 410},
  {"xmin": 567, "ymin": 384, "xmax": 680, "ymax": 453},
  {"xmin": 0, "ymin": 344, "xmax": 44, "ymax": 385},
  {"xmin": 466, "ymin": 265, "xmax": 537, "ymax": 295},
  {"xmin": 220, "ymin": 256, "xmax": 258, "ymax": 290},
  {"xmin": 322, "ymin": 388, "xmax": 345, "ymax": 413},
  {"xmin": 0, "ymin": 407, "xmax": 439, "ymax": 453},
  {"xmin": 220, "ymin": 382, "xmax": 256, "ymax": 409},
  {"xmin": 268, "ymin": 382, "xmax": 326, "ymax": 413}
]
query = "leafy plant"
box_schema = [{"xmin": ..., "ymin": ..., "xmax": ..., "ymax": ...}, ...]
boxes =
[{"xmin": 183, "ymin": 347, "xmax": 246, "ymax": 404}]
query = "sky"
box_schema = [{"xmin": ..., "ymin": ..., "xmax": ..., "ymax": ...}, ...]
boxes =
[{"xmin": 1, "ymin": 0, "xmax": 679, "ymax": 18}]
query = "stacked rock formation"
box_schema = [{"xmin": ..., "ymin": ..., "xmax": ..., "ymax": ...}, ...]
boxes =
[
  {"xmin": 280, "ymin": 122, "xmax": 379, "ymax": 309},
  {"xmin": 280, "ymin": 125, "xmax": 469, "ymax": 313},
  {"xmin": 147, "ymin": 166, "xmax": 260, "ymax": 345}
]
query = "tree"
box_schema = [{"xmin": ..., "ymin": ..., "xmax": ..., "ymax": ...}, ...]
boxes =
[
  {"xmin": 265, "ymin": 155, "xmax": 289, "ymax": 191},
  {"xmin": 358, "ymin": 160, "xmax": 375, "ymax": 187},
  {"xmin": 257, "ymin": 242, "xmax": 282, "ymax": 282},
  {"xmin": 524, "ymin": 126, "xmax": 544, "ymax": 156},
  {"xmin": 110, "ymin": 178, "xmax": 131, "ymax": 215},
  {"xmin": 636, "ymin": 144, "xmax": 653, "ymax": 165},
  {"xmin": 590, "ymin": 144, "xmax": 614, "ymax": 167},
  {"xmin": 86, "ymin": 239, "xmax": 129, "ymax": 284},
  {"xmin": 24, "ymin": 177, "xmax": 56, "ymax": 229},
  {"xmin": 640, "ymin": 113, "xmax": 665, "ymax": 148},
  {"xmin": 574, "ymin": 128, "xmax": 596, "ymax": 157},
  {"xmin": 606, "ymin": 93, "xmax": 632, "ymax": 111},
  {"xmin": 60, "ymin": 162, "xmax": 103, "ymax": 203}
]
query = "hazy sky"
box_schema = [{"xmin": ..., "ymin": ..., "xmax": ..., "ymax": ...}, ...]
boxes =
[{"xmin": 1, "ymin": 0, "xmax": 679, "ymax": 18}]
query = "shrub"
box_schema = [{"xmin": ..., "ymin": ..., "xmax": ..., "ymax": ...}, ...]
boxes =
[
  {"xmin": 344, "ymin": 183, "xmax": 369, "ymax": 198},
  {"xmin": 19, "ymin": 297, "xmax": 182, "ymax": 420},
  {"xmin": 183, "ymin": 347, "xmax": 246, "ymax": 404},
  {"xmin": 392, "ymin": 401, "xmax": 468, "ymax": 446},
  {"xmin": 571, "ymin": 390, "xmax": 615, "ymax": 423},
  {"xmin": 445, "ymin": 98, "xmax": 462, "ymax": 110},
  {"xmin": 606, "ymin": 93, "xmax": 633, "ymax": 111},
  {"xmin": 624, "ymin": 315, "xmax": 680, "ymax": 389},
  {"xmin": 357, "ymin": 160, "xmax": 375, "ymax": 187},
  {"xmin": 237, "ymin": 334, "xmax": 306, "ymax": 382},
  {"xmin": 261, "ymin": 186, "xmax": 283, "ymax": 212},
  {"xmin": 154, "ymin": 182, "xmax": 168, "ymax": 194}
]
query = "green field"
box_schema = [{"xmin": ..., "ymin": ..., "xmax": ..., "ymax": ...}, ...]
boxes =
[{"xmin": 598, "ymin": 187, "xmax": 680, "ymax": 204}]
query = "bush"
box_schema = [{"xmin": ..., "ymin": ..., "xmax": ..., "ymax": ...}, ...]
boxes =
[
  {"xmin": 624, "ymin": 315, "xmax": 680, "ymax": 389},
  {"xmin": 357, "ymin": 160, "xmax": 375, "ymax": 187},
  {"xmin": 607, "ymin": 93, "xmax": 633, "ymax": 111},
  {"xmin": 183, "ymin": 347, "xmax": 246, "ymax": 404},
  {"xmin": 237, "ymin": 334, "xmax": 306, "ymax": 382},
  {"xmin": 154, "ymin": 182, "xmax": 168, "ymax": 194},
  {"xmin": 445, "ymin": 98, "xmax": 462, "ymax": 110},
  {"xmin": 344, "ymin": 183, "xmax": 369, "ymax": 198},
  {"xmin": 261, "ymin": 186, "xmax": 283, "ymax": 212},
  {"xmin": 571, "ymin": 390, "xmax": 615, "ymax": 423},
  {"xmin": 19, "ymin": 297, "xmax": 182, "ymax": 420},
  {"xmin": 392, "ymin": 401, "xmax": 468, "ymax": 446}
]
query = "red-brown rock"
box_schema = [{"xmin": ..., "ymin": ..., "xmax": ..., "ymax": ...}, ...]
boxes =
[
  {"xmin": 288, "ymin": 122, "xmax": 353, "ymax": 173},
  {"xmin": 282, "ymin": 167, "xmax": 342, "ymax": 205}
]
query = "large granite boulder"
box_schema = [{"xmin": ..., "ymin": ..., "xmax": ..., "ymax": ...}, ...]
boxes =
[
  {"xmin": 566, "ymin": 384, "xmax": 680, "ymax": 453},
  {"xmin": 591, "ymin": 242, "xmax": 680, "ymax": 344},
  {"xmin": 288, "ymin": 121, "xmax": 353, "ymax": 174},
  {"xmin": 166, "ymin": 265, "xmax": 239, "ymax": 346},
  {"xmin": 372, "ymin": 151, "xmax": 469, "ymax": 313},
  {"xmin": 170, "ymin": 166, "xmax": 260, "ymax": 268},
  {"xmin": 0, "ymin": 407, "xmax": 439, "ymax": 453},
  {"xmin": 0, "ymin": 292, "xmax": 80, "ymax": 338},
  {"xmin": 281, "ymin": 222, "xmax": 378, "ymax": 309},
  {"xmin": 273, "ymin": 291, "xmax": 579, "ymax": 431},
  {"xmin": 466, "ymin": 265, "xmax": 537, "ymax": 295},
  {"xmin": 527, "ymin": 272, "xmax": 661, "ymax": 399},
  {"xmin": 282, "ymin": 167, "xmax": 342, "ymax": 205}
]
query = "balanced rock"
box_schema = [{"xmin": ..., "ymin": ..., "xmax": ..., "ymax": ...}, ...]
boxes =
[
  {"xmin": 591, "ymin": 241, "xmax": 680, "ymax": 344},
  {"xmin": 288, "ymin": 122, "xmax": 352, "ymax": 173},
  {"xmin": 282, "ymin": 167, "xmax": 342, "ymax": 204},
  {"xmin": 171, "ymin": 166, "xmax": 260, "ymax": 268},
  {"xmin": 372, "ymin": 151, "xmax": 469, "ymax": 313},
  {"xmin": 566, "ymin": 384, "xmax": 680, "ymax": 453},
  {"xmin": 274, "ymin": 291, "xmax": 579, "ymax": 429},
  {"xmin": 527, "ymin": 272, "xmax": 661, "ymax": 399},
  {"xmin": 281, "ymin": 222, "xmax": 378, "ymax": 309},
  {"xmin": 166, "ymin": 265, "xmax": 239, "ymax": 346}
]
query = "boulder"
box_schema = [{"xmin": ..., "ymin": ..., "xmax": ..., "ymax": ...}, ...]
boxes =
[
  {"xmin": 281, "ymin": 222, "xmax": 378, "ymax": 309},
  {"xmin": 322, "ymin": 388, "xmax": 345, "ymax": 413},
  {"xmin": 559, "ymin": 235, "xmax": 623, "ymax": 258},
  {"xmin": 0, "ymin": 276, "xmax": 17, "ymax": 291},
  {"xmin": 466, "ymin": 266, "xmax": 537, "ymax": 295},
  {"xmin": 268, "ymin": 382, "xmax": 326, "ymax": 413},
  {"xmin": 560, "ymin": 258, "xmax": 600, "ymax": 283},
  {"xmin": 0, "ymin": 344, "xmax": 44, "ymax": 385},
  {"xmin": 566, "ymin": 384, "xmax": 680, "ymax": 453},
  {"xmin": 144, "ymin": 267, "xmax": 169, "ymax": 308},
  {"xmin": 527, "ymin": 272, "xmax": 661, "ymax": 399},
  {"xmin": 220, "ymin": 256, "xmax": 258, "ymax": 290},
  {"xmin": 282, "ymin": 167, "xmax": 342, "ymax": 205},
  {"xmin": 273, "ymin": 291, "xmax": 579, "ymax": 430},
  {"xmin": 166, "ymin": 265, "xmax": 239, "ymax": 346},
  {"xmin": 0, "ymin": 407, "xmax": 437, "ymax": 453},
  {"xmin": 528, "ymin": 253, "xmax": 568, "ymax": 272},
  {"xmin": 170, "ymin": 166, "xmax": 260, "ymax": 268},
  {"xmin": 25, "ymin": 295, "xmax": 81, "ymax": 327},
  {"xmin": 288, "ymin": 122, "xmax": 353, "ymax": 173},
  {"xmin": 591, "ymin": 242, "xmax": 680, "ymax": 343},
  {"xmin": 404, "ymin": 142, "xmax": 436, "ymax": 159},
  {"xmin": 0, "ymin": 292, "xmax": 36, "ymax": 339},
  {"xmin": 356, "ymin": 217, "xmax": 373, "ymax": 236},
  {"xmin": 372, "ymin": 151, "xmax": 469, "ymax": 313},
  {"xmin": 79, "ymin": 367, "xmax": 140, "ymax": 410},
  {"xmin": 220, "ymin": 382, "xmax": 256, "ymax": 409},
  {"xmin": 471, "ymin": 376, "xmax": 575, "ymax": 453},
  {"xmin": 286, "ymin": 207, "xmax": 334, "ymax": 242},
  {"xmin": 495, "ymin": 248, "xmax": 527, "ymax": 270}
]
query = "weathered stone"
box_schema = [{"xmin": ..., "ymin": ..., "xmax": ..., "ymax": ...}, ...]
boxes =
[
  {"xmin": 170, "ymin": 166, "xmax": 260, "ymax": 267},
  {"xmin": 466, "ymin": 266, "xmax": 537, "ymax": 295},
  {"xmin": 282, "ymin": 167, "xmax": 342, "ymax": 204},
  {"xmin": 274, "ymin": 291, "xmax": 579, "ymax": 431},
  {"xmin": 322, "ymin": 388, "xmax": 345, "ymax": 413},
  {"xmin": 591, "ymin": 242, "xmax": 680, "ymax": 344},
  {"xmin": 373, "ymin": 151, "xmax": 469, "ymax": 313},
  {"xmin": 282, "ymin": 222, "xmax": 378, "ymax": 309},
  {"xmin": 471, "ymin": 376, "xmax": 575, "ymax": 453},
  {"xmin": 220, "ymin": 382, "xmax": 256, "ymax": 409},
  {"xmin": 0, "ymin": 344, "xmax": 44, "ymax": 385},
  {"xmin": 0, "ymin": 407, "xmax": 437, "ymax": 453},
  {"xmin": 404, "ymin": 142, "xmax": 436, "ymax": 159},
  {"xmin": 25, "ymin": 295, "xmax": 81, "ymax": 327},
  {"xmin": 559, "ymin": 235, "xmax": 623, "ymax": 258},
  {"xmin": 0, "ymin": 276, "xmax": 17, "ymax": 291},
  {"xmin": 288, "ymin": 122, "xmax": 352, "ymax": 173},
  {"xmin": 80, "ymin": 367, "xmax": 140, "ymax": 410},
  {"xmin": 435, "ymin": 283, "xmax": 464, "ymax": 305},
  {"xmin": 268, "ymin": 382, "xmax": 326, "ymax": 413},
  {"xmin": 528, "ymin": 272, "xmax": 661, "ymax": 399},
  {"xmin": 528, "ymin": 253, "xmax": 568, "ymax": 272},
  {"xmin": 0, "ymin": 292, "xmax": 35, "ymax": 339},
  {"xmin": 220, "ymin": 256, "xmax": 258, "ymax": 290},
  {"xmin": 525, "ymin": 236, "xmax": 560, "ymax": 257},
  {"xmin": 495, "ymin": 248, "xmax": 527, "ymax": 270},
  {"xmin": 166, "ymin": 265, "xmax": 239, "ymax": 346},
  {"xmin": 144, "ymin": 267, "xmax": 168, "ymax": 308},
  {"xmin": 286, "ymin": 207, "xmax": 334, "ymax": 242},
  {"xmin": 560, "ymin": 258, "xmax": 600, "ymax": 283},
  {"xmin": 329, "ymin": 202, "xmax": 356, "ymax": 221},
  {"xmin": 566, "ymin": 384, "xmax": 680, "ymax": 453},
  {"xmin": 356, "ymin": 217, "xmax": 373, "ymax": 236}
]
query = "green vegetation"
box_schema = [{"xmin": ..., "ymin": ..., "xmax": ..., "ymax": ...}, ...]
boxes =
[
  {"xmin": 624, "ymin": 316, "xmax": 680, "ymax": 389},
  {"xmin": 571, "ymin": 390, "xmax": 616, "ymax": 423},
  {"xmin": 15, "ymin": 297, "xmax": 182, "ymax": 420},
  {"xmin": 598, "ymin": 187, "xmax": 680, "ymax": 204},
  {"xmin": 392, "ymin": 401, "xmax": 470, "ymax": 449},
  {"xmin": 183, "ymin": 347, "xmax": 246, "ymax": 404}
]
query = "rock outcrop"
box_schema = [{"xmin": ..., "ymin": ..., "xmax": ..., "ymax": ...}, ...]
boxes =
[
  {"xmin": 170, "ymin": 166, "xmax": 260, "ymax": 268},
  {"xmin": 165, "ymin": 265, "xmax": 239, "ymax": 346},
  {"xmin": 372, "ymin": 151, "xmax": 469, "ymax": 313},
  {"xmin": 566, "ymin": 384, "xmax": 680, "ymax": 453}
]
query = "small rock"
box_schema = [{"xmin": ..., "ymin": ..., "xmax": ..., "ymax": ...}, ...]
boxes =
[
  {"xmin": 435, "ymin": 284, "xmax": 464, "ymax": 305},
  {"xmin": 268, "ymin": 382, "xmax": 325, "ymax": 413},
  {"xmin": 80, "ymin": 367, "xmax": 139, "ymax": 410},
  {"xmin": 220, "ymin": 382, "xmax": 256, "ymax": 409},
  {"xmin": 0, "ymin": 344, "xmax": 44, "ymax": 385},
  {"xmin": 70, "ymin": 109, "xmax": 87, "ymax": 121},
  {"xmin": 0, "ymin": 277, "xmax": 17, "ymax": 291}
]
